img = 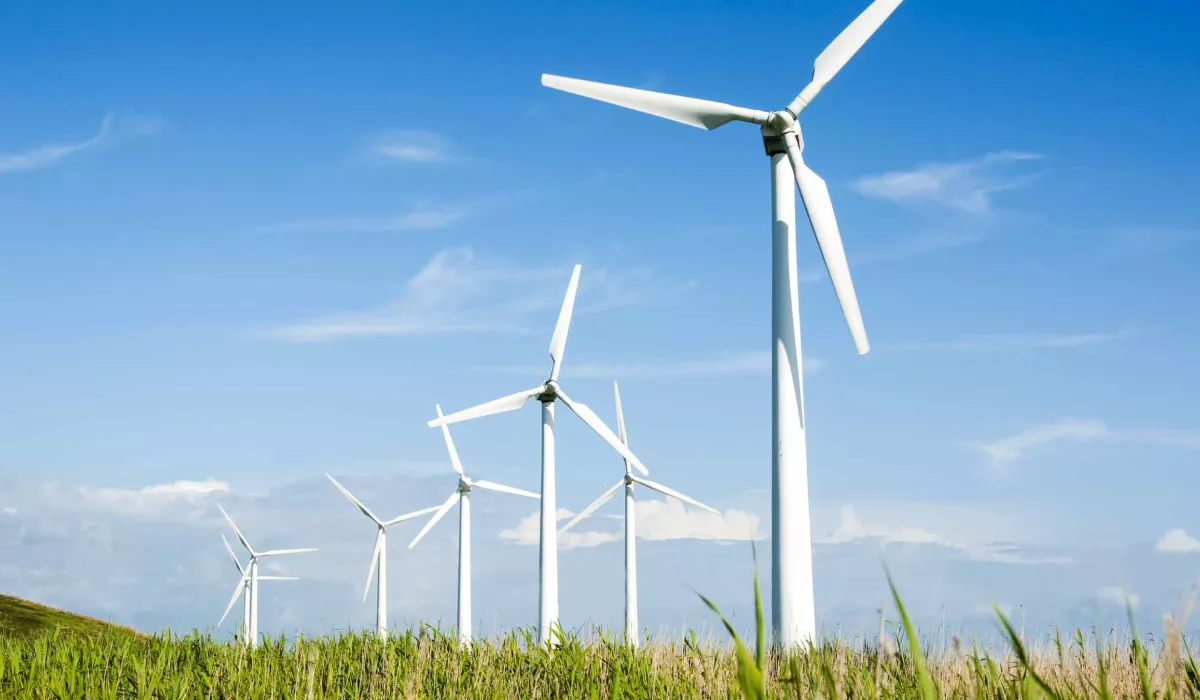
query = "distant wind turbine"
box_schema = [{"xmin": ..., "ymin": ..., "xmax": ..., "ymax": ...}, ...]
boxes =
[
  {"xmin": 217, "ymin": 504, "xmax": 316, "ymax": 647},
  {"xmin": 217, "ymin": 533, "xmax": 296, "ymax": 645},
  {"xmin": 428, "ymin": 264, "xmax": 651, "ymax": 645},
  {"xmin": 326, "ymin": 474, "xmax": 441, "ymax": 639},
  {"xmin": 409, "ymin": 405, "xmax": 540, "ymax": 642},
  {"xmin": 540, "ymin": 0, "xmax": 906, "ymax": 646},
  {"xmin": 560, "ymin": 381, "xmax": 717, "ymax": 646}
]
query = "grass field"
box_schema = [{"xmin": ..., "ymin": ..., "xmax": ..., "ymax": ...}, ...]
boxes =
[{"xmin": 2, "ymin": 577, "xmax": 1199, "ymax": 698}]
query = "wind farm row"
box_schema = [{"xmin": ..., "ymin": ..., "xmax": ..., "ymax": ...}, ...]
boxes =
[{"xmin": 214, "ymin": 265, "xmax": 715, "ymax": 648}]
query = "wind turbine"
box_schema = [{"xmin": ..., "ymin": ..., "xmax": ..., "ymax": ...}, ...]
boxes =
[
  {"xmin": 559, "ymin": 381, "xmax": 717, "ymax": 647},
  {"xmin": 539, "ymin": 0, "xmax": 905, "ymax": 647},
  {"xmin": 217, "ymin": 533, "xmax": 296, "ymax": 645},
  {"xmin": 408, "ymin": 405, "xmax": 540, "ymax": 642},
  {"xmin": 428, "ymin": 264, "xmax": 651, "ymax": 645},
  {"xmin": 325, "ymin": 474, "xmax": 441, "ymax": 639},
  {"xmin": 217, "ymin": 504, "xmax": 317, "ymax": 647}
]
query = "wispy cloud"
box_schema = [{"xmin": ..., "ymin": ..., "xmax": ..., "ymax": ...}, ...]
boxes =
[
  {"xmin": 821, "ymin": 505, "xmax": 1068, "ymax": 564},
  {"xmin": 851, "ymin": 151, "xmax": 1044, "ymax": 213},
  {"xmin": 1156, "ymin": 529, "xmax": 1200, "ymax": 554},
  {"xmin": 368, "ymin": 129, "xmax": 461, "ymax": 164},
  {"xmin": 1096, "ymin": 586, "xmax": 1140, "ymax": 609},
  {"xmin": 0, "ymin": 113, "xmax": 162, "ymax": 175},
  {"xmin": 799, "ymin": 230, "xmax": 988, "ymax": 284},
  {"xmin": 255, "ymin": 204, "xmax": 473, "ymax": 234},
  {"xmin": 499, "ymin": 500, "xmax": 759, "ymax": 550},
  {"xmin": 268, "ymin": 247, "xmax": 689, "ymax": 341},
  {"xmin": 976, "ymin": 419, "xmax": 1109, "ymax": 468},
  {"xmin": 485, "ymin": 352, "xmax": 825, "ymax": 380},
  {"xmin": 975, "ymin": 418, "xmax": 1200, "ymax": 468},
  {"xmin": 42, "ymin": 478, "xmax": 228, "ymax": 521},
  {"xmin": 909, "ymin": 329, "xmax": 1132, "ymax": 352},
  {"xmin": 1092, "ymin": 226, "xmax": 1198, "ymax": 255}
]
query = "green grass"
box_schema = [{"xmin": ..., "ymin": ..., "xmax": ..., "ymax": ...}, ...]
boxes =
[
  {"xmin": 0, "ymin": 593, "xmax": 141, "ymax": 641},
  {"xmin": 1, "ymin": 588, "xmax": 1199, "ymax": 698}
]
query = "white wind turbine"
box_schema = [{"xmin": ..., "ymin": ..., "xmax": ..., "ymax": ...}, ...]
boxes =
[
  {"xmin": 540, "ymin": 0, "xmax": 905, "ymax": 647},
  {"xmin": 428, "ymin": 264, "xmax": 651, "ymax": 645},
  {"xmin": 559, "ymin": 381, "xmax": 717, "ymax": 647},
  {"xmin": 217, "ymin": 504, "xmax": 317, "ymax": 648},
  {"xmin": 325, "ymin": 474, "xmax": 442, "ymax": 639},
  {"xmin": 408, "ymin": 405, "xmax": 540, "ymax": 642},
  {"xmin": 217, "ymin": 533, "xmax": 296, "ymax": 645}
]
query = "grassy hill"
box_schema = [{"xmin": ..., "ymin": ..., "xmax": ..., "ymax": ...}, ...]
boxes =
[{"xmin": 0, "ymin": 593, "xmax": 141, "ymax": 640}]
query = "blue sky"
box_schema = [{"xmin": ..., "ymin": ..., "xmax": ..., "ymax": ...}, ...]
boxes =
[{"xmin": 1, "ymin": 0, "xmax": 1199, "ymax": 640}]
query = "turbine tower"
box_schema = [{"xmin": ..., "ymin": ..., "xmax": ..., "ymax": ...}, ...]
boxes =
[
  {"xmin": 217, "ymin": 533, "xmax": 296, "ymax": 645},
  {"xmin": 326, "ymin": 474, "xmax": 441, "ymax": 639},
  {"xmin": 428, "ymin": 264, "xmax": 651, "ymax": 645},
  {"xmin": 408, "ymin": 405, "xmax": 540, "ymax": 642},
  {"xmin": 218, "ymin": 504, "xmax": 317, "ymax": 647},
  {"xmin": 539, "ymin": 0, "xmax": 903, "ymax": 647},
  {"xmin": 560, "ymin": 381, "xmax": 717, "ymax": 647}
]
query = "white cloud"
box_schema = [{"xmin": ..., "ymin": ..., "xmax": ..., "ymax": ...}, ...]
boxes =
[
  {"xmin": 1096, "ymin": 586, "xmax": 1140, "ymax": 609},
  {"xmin": 269, "ymin": 247, "xmax": 689, "ymax": 341},
  {"xmin": 0, "ymin": 113, "xmax": 162, "ymax": 175},
  {"xmin": 369, "ymin": 129, "xmax": 458, "ymax": 164},
  {"xmin": 499, "ymin": 508, "xmax": 620, "ymax": 550},
  {"xmin": 488, "ymin": 352, "xmax": 825, "ymax": 380},
  {"xmin": 975, "ymin": 419, "xmax": 1200, "ymax": 468},
  {"xmin": 826, "ymin": 506, "xmax": 946, "ymax": 546},
  {"xmin": 499, "ymin": 500, "xmax": 759, "ymax": 550},
  {"xmin": 851, "ymin": 151, "xmax": 1043, "ymax": 213},
  {"xmin": 1156, "ymin": 529, "xmax": 1200, "ymax": 554},
  {"xmin": 633, "ymin": 499, "xmax": 760, "ymax": 542}
]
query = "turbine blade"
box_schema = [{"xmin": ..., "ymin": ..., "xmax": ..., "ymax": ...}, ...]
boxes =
[
  {"xmin": 785, "ymin": 138, "xmax": 869, "ymax": 355},
  {"xmin": 542, "ymin": 74, "xmax": 769, "ymax": 131},
  {"xmin": 787, "ymin": 0, "xmax": 905, "ymax": 114},
  {"xmin": 435, "ymin": 405, "xmax": 464, "ymax": 475},
  {"xmin": 548, "ymin": 264, "xmax": 581, "ymax": 381},
  {"xmin": 258, "ymin": 576, "xmax": 299, "ymax": 581},
  {"xmin": 427, "ymin": 387, "xmax": 544, "ymax": 427},
  {"xmin": 555, "ymin": 387, "xmax": 650, "ymax": 476},
  {"xmin": 383, "ymin": 504, "xmax": 442, "ymax": 527},
  {"xmin": 613, "ymin": 381, "xmax": 632, "ymax": 474},
  {"xmin": 217, "ymin": 504, "xmax": 254, "ymax": 556},
  {"xmin": 560, "ymin": 479, "xmax": 624, "ymax": 533},
  {"xmin": 408, "ymin": 490, "xmax": 460, "ymax": 549},
  {"xmin": 256, "ymin": 547, "xmax": 318, "ymax": 557},
  {"xmin": 326, "ymin": 474, "xmax": 383, "ymax": 526},
  {"xmin": 472, "ymin": 479, "xmax": 540, "ymax": 500},
  {"xmin": 218, "ymin": 573, "xmax": 247, "ymax": 627},
  {"xmin": 363, "ymin": 530, "xmax": 383, "ymax": 603},
  {"xmin": 630, "ymin": 475, "xmax": 719, "ymax": 514},
  {"xmin": 221, "ymin": 533, "xmax": 244, "ymax": 575}
]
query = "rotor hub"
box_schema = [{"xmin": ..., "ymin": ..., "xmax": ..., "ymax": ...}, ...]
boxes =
[
  {"xmin": 539, "ymin": 381, "xmax": 558, "ymax": 402},
  {"xmin": 760, "ymin": 115, "xmax": 803, "ymax": 157}
]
